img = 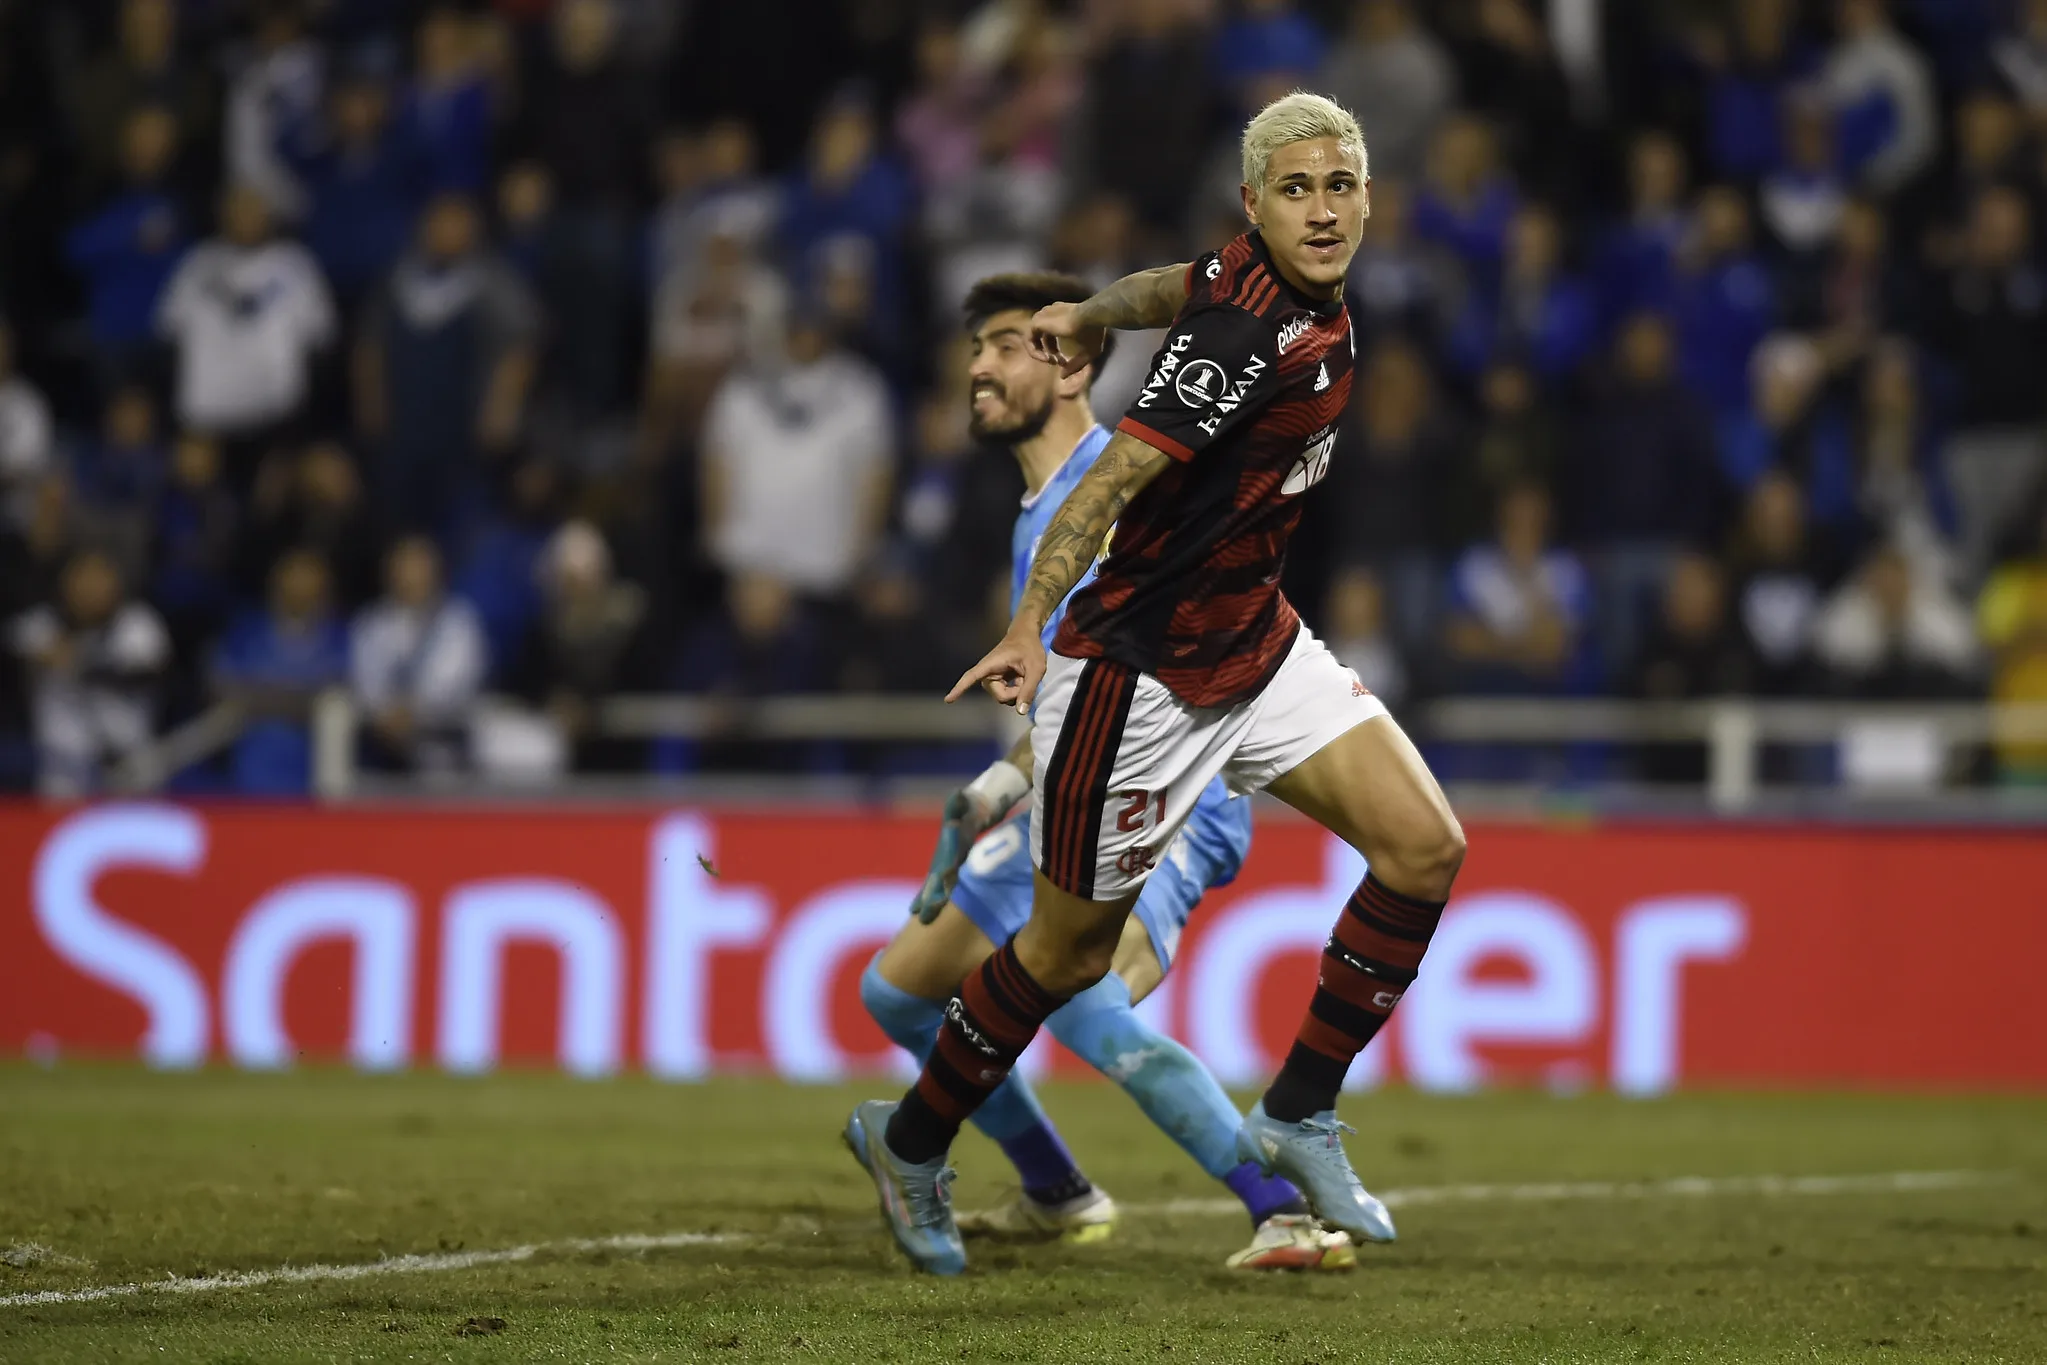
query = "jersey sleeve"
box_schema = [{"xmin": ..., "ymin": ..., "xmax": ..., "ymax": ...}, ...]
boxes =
[{"xmin": 1115, "ymin": 301, "xmax": 1280, "ymax": 462}]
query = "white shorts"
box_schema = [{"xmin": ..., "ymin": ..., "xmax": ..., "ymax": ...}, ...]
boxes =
[{"xmin": 1028, "ymin": 624, "xmax": 1389, "ymax": 899}]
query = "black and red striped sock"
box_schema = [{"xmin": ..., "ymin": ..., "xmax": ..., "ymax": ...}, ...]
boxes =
[
  {"xmin": 1262, "ymin": 872, "xmax": 1446, "ymax": 1123},
  {"xmin": 884, "ymin": 942, "xmax": 1069, "ymax": 1165}
]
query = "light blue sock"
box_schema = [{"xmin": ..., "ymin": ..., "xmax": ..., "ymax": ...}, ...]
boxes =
[
  {"xmin": 1046, "ymin": 972, "xmax": 1243, "ymax": 1180},
  {"xmin": 857, "ymin": 953, "xmax": 1058, "ymax": 1146}
]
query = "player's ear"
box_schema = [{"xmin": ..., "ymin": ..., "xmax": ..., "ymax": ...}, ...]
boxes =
[{"xmin": 1240, "ymin": 181, "xmax": 1259, "ymax": 225}]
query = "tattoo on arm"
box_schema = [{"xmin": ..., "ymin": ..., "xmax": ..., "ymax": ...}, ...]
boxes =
[
  {"xmin": 1015, "ymin": 433, "xmax": 1173, "ymax": 629},
  {"xmin": 1076, "ymin": 264, "xmax": 1191, "ymax": 331}
]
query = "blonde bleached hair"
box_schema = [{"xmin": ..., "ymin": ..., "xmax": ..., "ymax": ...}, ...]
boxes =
[{"xmin": 1240, "ymin": 91, "xmax": 1368, "ymax": 191}]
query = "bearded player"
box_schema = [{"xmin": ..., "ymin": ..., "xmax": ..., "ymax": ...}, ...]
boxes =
[
  {"xmin": 846, "ymin": 93, "xmax": 1465, "ymax": 1275},
  {"xmin": 857, "ymin": 271, "xmax": 1354, "ymax": 1272}
]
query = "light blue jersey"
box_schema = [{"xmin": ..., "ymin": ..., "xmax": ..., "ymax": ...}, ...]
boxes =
[{"xmin": 956, "ymin": 426, "xmax": 1254, "ymax": 966}]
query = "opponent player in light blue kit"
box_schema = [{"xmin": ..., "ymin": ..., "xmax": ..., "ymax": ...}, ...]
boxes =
[{"xmin": 854, "ymin": 273, "xmax": 1357, "ymax": 1271}]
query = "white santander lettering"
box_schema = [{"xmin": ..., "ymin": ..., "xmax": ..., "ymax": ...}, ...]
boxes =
[
  {"xmin": 222, "ymin": 877, "xmax": 416, "ymax": 1070},
  {"xmin": 1611, "ymin": 896, "xmax": 1747, "ymax": 1095},
  {"xmin": 1402, "ymin": 891, "xmax": 1598, "ymax": 1091},
  {"xmin": 438, "ymin": 880, "xmax": 624, "ymax": 1077},
  {"xmin": 762, "ymin": 880, "xmax": 922, "ymax": 1082},
  {"xmin": 642, "ymin": 815, "xmax": 770, "ymax": 1079},
  {"xmin": 1187, "ymin": 837, "xmax": 1386, "ymax": 1091},
  {"xmin": 32, "ymin": 806, "xmax": 209, "ymax": 1067}
]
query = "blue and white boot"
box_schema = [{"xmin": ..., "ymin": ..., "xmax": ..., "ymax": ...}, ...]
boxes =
[
  {"xmin": 1236, "ymin": 1101, "xmax": 1397, "ymax": 1244},
  {"xmin": 843, "ymin": 1100, "xmax": 967, "ymax": 1275}
]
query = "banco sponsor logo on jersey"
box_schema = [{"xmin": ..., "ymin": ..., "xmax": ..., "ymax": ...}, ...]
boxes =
[
  {"xmin": 1173, "ymin": 358, "xmax": 1228, "ymax": 408},
  {"xmin": 1281, "ymin": 424, "xmax": 1337, "ymax": 496},
  {"xmin": 1135, "ymin": 332, "xmax": 1196, "ymax": 409},
  {"xmin": 1276, "ymin": 315, "xmax": 1314, "ymax": 354},
  {"xmin": 1197, "ymin": 354, "xmax": 1270, "ymax": 435}
]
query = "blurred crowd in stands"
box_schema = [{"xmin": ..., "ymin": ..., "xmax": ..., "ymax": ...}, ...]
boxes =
[{"xmin": 4, "ymin": 0, "xmax": 2047, "ymax": 794}]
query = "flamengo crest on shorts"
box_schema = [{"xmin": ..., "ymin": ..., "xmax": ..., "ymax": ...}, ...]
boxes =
[{"xmin": 1053, "ymin": 228, "xmax": 1355, "ymax": 710}]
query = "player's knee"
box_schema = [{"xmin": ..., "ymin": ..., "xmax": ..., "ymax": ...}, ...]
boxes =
[
  {"xmin": 1382, "ymin": 814, "xmax": 1466, "ymax": 899},
  {"xmin": 859, "ymin": 952, "xmax": 942, "ymax": 1054}
]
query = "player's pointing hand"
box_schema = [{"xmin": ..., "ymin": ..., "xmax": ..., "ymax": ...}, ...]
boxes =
[
  {"xmin": 1027, "ymin": 302, "xmax": 1106, "ymax": 378},
  {"xmin": 946, "ymin": 625, "xmax": 1047, "ymax": 714}
]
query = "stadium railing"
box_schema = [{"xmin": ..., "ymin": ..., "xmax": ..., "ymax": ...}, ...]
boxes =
[{"xmin": 202, "ymin": 691, "xmax": 2047, "ymax": 819}]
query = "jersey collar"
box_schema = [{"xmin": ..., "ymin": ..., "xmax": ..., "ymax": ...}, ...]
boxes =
[
  {"xmin": 1247, "ymin": 228, "xmax": 1345, "ymax": 319},
  {"xmin": 1020, "ymin": 424, "xmax": 1107, "ymax": 510}
]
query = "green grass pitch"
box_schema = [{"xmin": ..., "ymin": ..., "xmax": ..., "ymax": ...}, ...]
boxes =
[{"xmin": 2, "ymin": 1066, "xmax": 2044, "ymax": 1363}]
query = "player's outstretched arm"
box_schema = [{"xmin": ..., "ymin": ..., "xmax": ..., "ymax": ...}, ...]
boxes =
[
  {"xmin": 1028, "ymin": 264, "xmax": 1190, "ymax": 374},
  {"xmin": 947, "ymin": 432, "xmax": 1174, "ymax": 712}
]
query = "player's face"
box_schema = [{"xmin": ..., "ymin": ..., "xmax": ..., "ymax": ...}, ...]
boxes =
[
  {"xmin": 1244, "ymin": 138, "xmax": 1368, "ymax": 299},
  {"xmin": 967, "ymin": 309, "xmax": 1058, "ymax": 442}
]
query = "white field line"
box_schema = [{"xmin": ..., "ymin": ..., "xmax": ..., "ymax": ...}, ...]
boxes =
[{"xmin": 0, "ymin": 1169, "xmax": 1999, "ymax": 1310}]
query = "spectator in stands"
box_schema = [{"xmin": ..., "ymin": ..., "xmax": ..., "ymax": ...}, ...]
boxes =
[
  {"xmin": 1593, "ymin": 130, "xmax": 1690, "ymax": 325},
  {"xmin": 779, "ymin": 90, "xmax": 914, "ymax": 369},
  {"xmin": 402, "ymin": 6, "xmax": 495, "ymax": 195},
  {"xmin": 351, "ymin": 534, "xmax": 487, "ymax": 773},
  {"xmin": 1446, "ymin": 201, "xmax": 1600, "ymax": 384},
  {"xmin": 894, "ymin": 22, "xmax": 988, "ymax": 193},
  {"xmin": 240, "ymin": 441, "xmax": 380, "ymax": 611},
  {"xmin": 1932, "ymin": 185, "xmax": 2047, "ymax": 578},
  {"xmin": 1344, "ymin": 177, "xmax": 1465, "ymax": 349},
  {"xmin": 355, "ymin": 193, "xmax": 540, "ymax": 534},
  {"xmin": 295, "ymin": 61, "xmax": 429, "ymax": 310},
  {"xmin": 1854, "ymin": 340, "xmax": 1958, "ymax": 590},
  {"xmin": 1449, "ymin": 359, "xmax": 1559, "ymax": 550},
  {"xmin": 1414, "ymin": 114, "xmax": 1519, "ymax": 297},
  {"xmin": 1443, "ymin": 0, "xmax": 1579, "ymax": 198},
  {"xmin": 701, "ymin": 307, "xmax": 893, "ymax": 604},
  {"xmin": 1823, "ymin": 0, "xmax": 1939, "ymax": 194},
  {"xmin": 512, "ymin": 519, "xmax": 654, "ymax": 771},
  {"xmin": 837, "ymin": 556, "xmax": 955, "ymax": 695},
  {"xmin": 1075, "ymin": 0, "xmax": 1211, "ymax": 233},
  {"xmin": 1211, "ymin": 0, "xmax": 1321, "ymax": 113},
  {"xmin": 70, "ymin": 386, "xmax": 163, "ymax": 579},
  {"xmin": 519, "ymin": 0, "xmax": 650, "ymax": 417},
  {"xmin": 1323, "ymin": 565, "xmax": 1409, "ymax": 709},
  {"xmin": 1993, "ymin": 0, "xmax": 2047, "ymax": 119},
  {"xmin": 455, "ymin": 457, "xmax": 563, "ymax": 681},
  {"xmin": 156, "ymin": 184, "xmax": 335, "ymax": 460},
  {"xmin": 1719, "ymin": 333, "xmax": 1857, "ymax": 531},
  {"xmin": 1576, "ymin": 312, "xmax": 1722, "ymax": 670},
  {"xmin": 150, "ymin": 432, "xmax": 238, "ymax": 665},
  {"xmin": 1977, "ymin": 503, "xmax": 2047, "ymax": 781},
  {"xmin": 1444, "ymin": 480, "xmax": 1594, "ymax": 692},
  {"xmin": 1728, "ymin": 470, "xmax": 1835, "ymax": 695},
  {"xmin": 1326, "ymin": 338, "xmax": 1459, "ymax": 644},
  {"xmin": 1634, "ymin": 552, "xmax": 1754, "ymax": 701},
  {"xmin": 65, "ymin": 105, "xmax": 190, "ymax": 384},
  {"xmin": 1319, "ymin": 0, "xmax": 1454, "ymax": 188},
  {"xmin": 8, "ymin": 548, "xmax": 169, "ymax": 796},
  {"xmin": 1784, "ymin": 197, "xmax": 1911, "ymax": 350},
  {"xmin": 64, "ymin": 0, "xmax": 213, "ymax": 203},
  {"xmin": 213, "ymin": 547, "xmax": 348, "ymax": 794},
  {"xmin": 1631, "ymin": 552, "xmax": 1754, "ymax": 781},
  {"xmin": 1813, "ymin": 542, "xmax": 1980, "ymax": 696},
  {"xmin": 1696, "ymin": 0, "xmax": 1815, "ymax": 182},
  {"xmin": 678, "ymin": 571, "xmax": 825, "ymax": 700},
  {"xmin": 1674, "ymin": 185, "xmax": 1776, "ymax": 417},
  {"xmin": 0, "ymin": 320, "xmax": 54, "ymax": 530},
  {"xmin": 1759, "ymin": 93, "xmax": 1849, "ymax": 258},
  {"xmin": 223, "ymin": 0, "xmax": 324, "ymax": 221}
]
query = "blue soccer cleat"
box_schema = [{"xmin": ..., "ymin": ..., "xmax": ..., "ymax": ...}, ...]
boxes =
[
  {"xmin": 842, "ymin": 1100, "xmax": 967, "ymax": 1275},
  {"xmin": 1236, "ymin": 1101, "xmax": 1397, "ymax": 1244}
]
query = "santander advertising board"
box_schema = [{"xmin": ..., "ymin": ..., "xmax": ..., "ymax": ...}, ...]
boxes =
[{"xmin": 2, "ymin": 803, "xmax": 2043, "ymax": 1091}]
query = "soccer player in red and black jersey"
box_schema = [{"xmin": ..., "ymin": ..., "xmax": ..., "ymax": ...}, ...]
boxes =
[{"xmin": 843, "ymin": 93, "xmax": 1466, "ymax": 1276}]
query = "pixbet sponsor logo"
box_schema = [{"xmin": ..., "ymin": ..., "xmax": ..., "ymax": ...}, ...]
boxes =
[{"xmin": 1276, "ymin": 315, "xmax": 1313, "ymax": 354}]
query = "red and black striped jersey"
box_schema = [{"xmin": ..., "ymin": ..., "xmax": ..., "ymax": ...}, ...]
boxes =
[{"xmin": 1053, "ymin": 229, "xmax": 1354, "ymax": 708}]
